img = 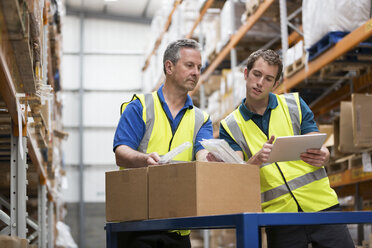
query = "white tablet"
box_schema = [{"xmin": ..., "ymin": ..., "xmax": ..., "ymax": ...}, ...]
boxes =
[{"xmin": 266, "ymin": 133, "xmax": 327, "ymax": 163}]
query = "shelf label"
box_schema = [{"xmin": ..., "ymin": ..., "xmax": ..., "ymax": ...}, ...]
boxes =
[
  {"xmin": 329, "ymin": 173, "xmax": 342, "ymax": 185},
  {"xmin": 351, "ymin": 167, "xmax": 372, "ymax": 180}
]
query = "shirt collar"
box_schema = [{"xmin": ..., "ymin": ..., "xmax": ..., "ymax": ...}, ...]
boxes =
[
  {"xmin": 239, "ymin": 92, "xmax": 278, "ymax": 121},
  {"xmin": 157, "ymin": 84, "xmax": 194, "ymax": 109}
]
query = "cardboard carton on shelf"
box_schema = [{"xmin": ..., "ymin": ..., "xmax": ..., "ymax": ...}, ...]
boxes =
[
  {"xmin": 339, "ymin": 101, "xmax": 363, "ymax": 153},
  {"xmin": 105, "ymin": 167, "xmax": 148, "ymax": 222},
  {"xmin": 148, "ymin": 161, "xmax": 261, "ymax": 219},
  {"xmin": 352, "ymin": 94, "xmax": 372, "ymax": 147}
]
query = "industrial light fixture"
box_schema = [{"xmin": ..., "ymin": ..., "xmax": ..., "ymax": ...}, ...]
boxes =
[{"xmin": 104, "ymin": 0, "xmax": 117, "ymax": 2}]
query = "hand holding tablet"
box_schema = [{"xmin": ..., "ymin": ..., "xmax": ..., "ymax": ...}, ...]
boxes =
[{"xmin": 266, "ymin": 133, "xmax": 327, "ymax": 163}]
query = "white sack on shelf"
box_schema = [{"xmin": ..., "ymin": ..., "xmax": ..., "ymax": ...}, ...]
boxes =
[{"xmin": 302, "ymin": 0, "xmax": 371, "ymax": 49}]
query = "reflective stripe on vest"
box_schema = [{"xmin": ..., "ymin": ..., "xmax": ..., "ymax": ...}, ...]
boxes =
[
  {"xmin": 224, "ymin": 113, "xmax": 252, "ymax": 160},
  {"xmin": 121, "ymin": 92, "xmax": 208, "ymax": 160},
  {"xmin": 283, "ymin": 93, "xmax": 300, "ymax": 136},
  {"xmin": 138, "ymin": 93, "xmax": 155, "ymax": 153},
  {"xmin": 261, "ymin": 167, "xmax": 327, "ymax": 203}
]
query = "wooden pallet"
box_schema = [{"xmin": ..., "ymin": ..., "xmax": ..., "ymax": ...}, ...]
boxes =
[
  {"xmin": 284, "ymin": 54, "xmax": 306, "ymax": 78},
  {"xmin": 242, "ymin": 0, "xmax": 263, "ymax": 21},
  {"xmin": 326, "ymin": 149, "xmax": 372, "ymax": 175}
]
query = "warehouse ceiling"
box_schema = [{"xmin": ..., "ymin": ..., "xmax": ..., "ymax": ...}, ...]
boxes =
[{"xmin": 65, "ymin": 0, "xmax": 164, "ymax": 23}]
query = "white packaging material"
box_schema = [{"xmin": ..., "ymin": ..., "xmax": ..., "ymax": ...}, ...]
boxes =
[
  {"xmin": 302, "ymin": 0, "xmax": 370, "ymax": 49},
  {"xmin": 218, "ymin": 1, "xmax": 246, "ymax": 50},
  {"xmin": 158, "ymin": 142, "xmax": 192, "ymax": 164},
  {"xmin": 200, "ymin": 139, "xmax": 244, "ymax": 164},
  {"xmin": 285, "ymin": 46, "xmax": 295, "ymax": 67},
  {"xmin": 293, "ymin": 40, "xmax": 304, "ymax": 61},
  {"xmin": 203, "ymin": 8, "xmax": 221, "ymax": 58},
  {"xmin": 56, "ymin": 221, "xmax": 78, "ymax": 248}
]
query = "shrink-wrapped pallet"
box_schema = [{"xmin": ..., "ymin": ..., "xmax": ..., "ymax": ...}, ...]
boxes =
[{"xmin": 302, "ymin": 0, "xmax": 371, "ymax": 49}]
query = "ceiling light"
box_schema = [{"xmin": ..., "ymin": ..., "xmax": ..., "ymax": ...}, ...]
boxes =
[{"xmin": 104, "ymin": 0, "xmax": 117, "ymax": 2}]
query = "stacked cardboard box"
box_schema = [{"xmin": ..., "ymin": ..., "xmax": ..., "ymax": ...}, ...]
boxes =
[{"xmin": 106, "ymin": 162, "xmax": 261, "ymax": 222}]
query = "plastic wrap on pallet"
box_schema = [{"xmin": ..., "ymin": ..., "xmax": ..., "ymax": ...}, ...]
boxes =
[
  {"xmin": 293, "ymin": 40, "xmax": 304, "ymax": 62},
  {"xmin": 178, "ymin": 0, "xmax": 200, "ymax": 37},
  {"xmin": 202, "ymin": 9, "xmax": 221, "ymax": 60},
  {"xmin": 217, "ymin": 1, "xmax": 246, "ymax": 52},
  {"xmin": 302, "ymin": 0, "xmax": 371, "ymax": 49},
  {"xmin": 285, "ymin": 46, "xmax": 295, "ymax": 68}
]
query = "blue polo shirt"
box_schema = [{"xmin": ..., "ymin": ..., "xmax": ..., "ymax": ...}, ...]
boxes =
[
  {"xmin": 220, "ymin": 92, "xmax": 319, "ymax": 151},
  {"xmin": 113, "ymin": 85, "xmax": 213, "ymax": 154}
]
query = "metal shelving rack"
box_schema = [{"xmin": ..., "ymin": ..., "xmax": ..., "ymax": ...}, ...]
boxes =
[{"xmin": 0, "ymin": 0, "xmax": 62, "ymax": 247}]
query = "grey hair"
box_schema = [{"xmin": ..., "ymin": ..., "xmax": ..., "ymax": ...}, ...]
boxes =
[
  {"xmin": 246, "ymin": 49, "xmax": 283, "ymax": 82},
  {"xmin": 163, "ymin": 39, "xmax": 201, "ymax": 74}
]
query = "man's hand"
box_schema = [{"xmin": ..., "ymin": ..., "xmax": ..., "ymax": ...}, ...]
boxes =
[
  {"xmin": 248, "ymin": 135, "xmax": 275, "ymax": 165},
  {"xmin": 300, "ymin": 146, "xmax": 329, "ymax": 167},
  {"xmin": 206, "ymin": 152, "xmax": 223, "ymax": 162},
  {"xmin": 146, "ymin": 152, "xmax": 161, "ymax": 166},
  {"xmin": 115, "ymin": 145, "xmax": 161, "ymax": 168}
]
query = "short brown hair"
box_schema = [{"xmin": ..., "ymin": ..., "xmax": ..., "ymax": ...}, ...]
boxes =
[{"xmin": 246, "ymin": 49, "xmax": 282, "ymax": 81}]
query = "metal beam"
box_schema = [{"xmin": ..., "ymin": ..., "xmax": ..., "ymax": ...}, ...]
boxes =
[
  {"xmin": 78, "ymin": 12, "xmax": 86, "ymax": 248},
  {"xmin": 65, "ymin": 4, "xmax": 151, "ymax": 24},
  {"xmin": 62, "ymin": 88, "xmax": 141, "ymax": 93},
  {"xmin": 191, "ymin": 0, "xmax": 275, "ymax": 95},
  {"xmin": 0, "ymin": 209, "xmax": 10, "ymax": 225},
  {"xmin": 10, "ymin": 128, "xmax": 28, "ymax": 238},
  {"xmin": 141, "ymin": 0, "xmax": 151, "ymax": 18},
  {"xmin": 38, "ymin": 184, "xmax": 47, "ymax": 248},
  {"xmin": 63, "ymin": 51, "xmax": 144, "ymax": 56}
]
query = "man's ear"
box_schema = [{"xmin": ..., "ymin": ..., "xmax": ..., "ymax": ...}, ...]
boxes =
[
  {"xmin": 273, "ymin": 80, "xmax": 280, "ymax": 90},
  {"xmin": 165, "ymin": 60, "xmax": 173, "ymax": 75},
  {"xmin": 244, "ymin": 68, "xmax": 248, "ymax": 80}
]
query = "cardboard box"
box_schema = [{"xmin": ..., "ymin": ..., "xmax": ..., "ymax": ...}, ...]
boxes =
[
  {"xmin": 148, "ymin": 161, "xmax": 261, "ymax": 219},
  {"xmin": 352, "ymin": 94, "xmax": 372, "ymax": 147},
  {"xmin": 319, "ymin": 124, "xmax": 334, "ymax": 147},
  {"xmin": 105, "ymin": 168, "xmax": 148, "ymax": 222},
  {"xmin": 0, "ymin": 235, "xmax": 21, "ymax": 248},
  {"xmin": 339, "ymin": 101, "xmax": 363, "ymax": 153}
]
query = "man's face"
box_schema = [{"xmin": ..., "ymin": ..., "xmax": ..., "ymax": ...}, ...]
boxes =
[
  {"xmin": 169, "ymin": 48, "xmax": 202, "ymax": 92},
  {"xmin": 245, "ymin": 57, "xmax": 279, "ymax": 102}
]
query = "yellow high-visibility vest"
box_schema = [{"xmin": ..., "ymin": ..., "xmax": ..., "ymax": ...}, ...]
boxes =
[
  {"xmin": 221, "ymin": 93, "xmax": 339, "ymax": 213},
  {"xmin": 121, "ymin": 92, "xmax": 209, "ymax": 161},
  {"xmin": 121, "ymin": 91, "xmax": 209, "ymax": 236}
]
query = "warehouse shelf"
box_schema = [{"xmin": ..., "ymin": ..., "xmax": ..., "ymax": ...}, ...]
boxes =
[
  {"xmin": 195, "ymin": 0, "xmax": 275, "ymax": 89},
  {"xmin": 0, "ymin": 41, "xmax": 26, "ymax": 127},
  {"xmin": 311, "ymin": 70, "xmax": 372, "ymax": 116},
  {"xmin": 329, "ymin": 167, "xmax": 372, "ymax": 189},
  {"xmin": 151, "ymin": 0, "xmax": 216, "ymax": 91},
  {"xmin": 142, "ymin": 0, "xmax": 183, "ymax": 71},
  {"xmin": 0, "ymin": 1, "xmax": 64, "ymax": 246},
  {"xmin": 185, "ymin": 0, "xmax": 215, "ymax": 39},
  {"xmin": 274, "ymin": 18, "xmax": 372, "ymax": 95},
  {"xmin": 0, "ymin": 0, "xmax": 37, "ymax": 94}
]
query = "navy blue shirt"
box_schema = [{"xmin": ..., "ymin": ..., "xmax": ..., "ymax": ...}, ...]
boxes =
[
  {"xmin": 220, "ymin": 92, "xmax": 319, "ymax": 151},
  {"xmin": 113, "ymin": 85, "xmax": 213, "ymax": 154}
]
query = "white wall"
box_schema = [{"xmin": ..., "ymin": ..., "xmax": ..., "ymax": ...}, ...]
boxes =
[{"xmin": 61, "ymin": 15, "xmax": 150, "ymax": 202}]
